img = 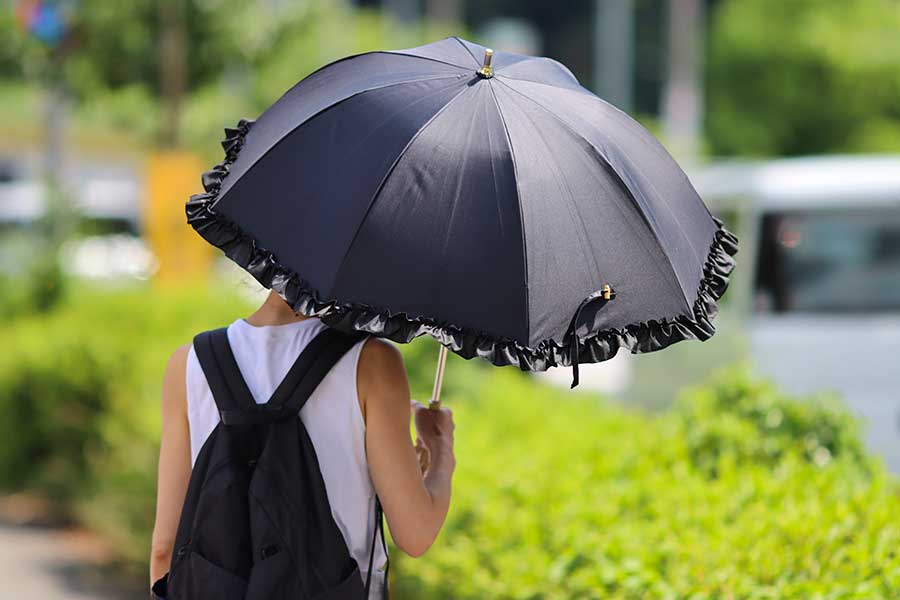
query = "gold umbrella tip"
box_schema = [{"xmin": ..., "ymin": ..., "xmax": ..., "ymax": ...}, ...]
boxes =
[{"xmin": 478, "ymin": 48, "xmax": 495, "ymax": 78}]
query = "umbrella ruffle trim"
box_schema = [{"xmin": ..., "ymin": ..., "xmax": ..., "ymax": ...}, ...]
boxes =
[{"xmin": 187, "ymin": 118, "xmax": 739, "ymax": 373}]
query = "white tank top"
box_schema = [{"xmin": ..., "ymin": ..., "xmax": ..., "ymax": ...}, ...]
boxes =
[{"xmin": 185, "ymin": 317, "xmax": 388, "ymax": 597}]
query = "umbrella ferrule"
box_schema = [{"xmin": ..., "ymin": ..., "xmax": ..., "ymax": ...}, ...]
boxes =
[{"xmin": 478, "ymin": 48, "xmax": 494, "ymax": 78}]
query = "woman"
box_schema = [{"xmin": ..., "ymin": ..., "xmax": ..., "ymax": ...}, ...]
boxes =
[{"xmin": 150, "ymin": 289, "xmax": 456, "ymax": 597}]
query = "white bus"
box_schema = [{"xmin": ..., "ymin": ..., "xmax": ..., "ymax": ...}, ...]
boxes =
[
  {"xmin": 697, "ymin": 155, "xmax": 900, "ymax": 471},
  {"xmin": 542, "ymin": 155, "xmax": 900, "ymax": 471}
]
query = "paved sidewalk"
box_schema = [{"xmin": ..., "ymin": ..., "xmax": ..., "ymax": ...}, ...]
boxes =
[{"xmin": 0, "ymin": 520, "xmax": 144, "ymax": 600}]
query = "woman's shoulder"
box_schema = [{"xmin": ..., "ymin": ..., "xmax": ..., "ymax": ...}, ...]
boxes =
[
  {"xmin": 356, "ymin": 337, "xmax": 409, "ymax": 409},
  {"xmin": 165, "ymin": 343, "xmax": 192, "ymax": 380},
  {"xmin": 358, "ymin": 337, "xmax": 405, "ymax": 378},
  {"xmin": 161, "ymin": 342, "xmax": 192, "ymax": 415}
]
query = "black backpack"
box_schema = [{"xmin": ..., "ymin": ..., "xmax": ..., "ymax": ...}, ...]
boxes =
[{"xmin": 153, "ymin": 325, "xmax": 389, "ymax": 600}]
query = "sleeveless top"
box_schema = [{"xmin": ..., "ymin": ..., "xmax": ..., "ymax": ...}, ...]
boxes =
[{"xmin": 185, "ymin": 317, "xmax": 388, "ymax": 598}]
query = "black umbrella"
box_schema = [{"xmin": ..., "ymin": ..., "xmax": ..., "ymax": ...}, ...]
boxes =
[{"xmin": 187, "ymin": 36, "xmax": 737, "ymax": 395}]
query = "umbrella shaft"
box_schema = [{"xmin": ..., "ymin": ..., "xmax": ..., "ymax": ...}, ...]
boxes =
[{"xmin": 428, "ymin": 344, "xmax": 448, "ymax": 410}]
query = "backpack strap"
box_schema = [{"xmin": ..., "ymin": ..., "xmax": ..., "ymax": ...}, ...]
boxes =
[
  {"xmin": 215, "ymin": 327, "xmax": 366, "ymax": 426},
  {"xmin": 193, "ymin": 327, "xmax": 257, "ymax": 414},
  {"xmin": 364, "ymin": 497, "xmax": 390, "ymax": 599},
  {"xmin": 268, "ymin": 327, "xmax": 365, "ymax": 412}
]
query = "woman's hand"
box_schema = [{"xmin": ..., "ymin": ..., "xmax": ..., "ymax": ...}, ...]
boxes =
[
  {"xmin": 412, "ymin": 400, "xmax": 455, "ymax": 476},
  {"xmin": 414, "ymin": 435, "xmax": 430, "ymax": 475}
]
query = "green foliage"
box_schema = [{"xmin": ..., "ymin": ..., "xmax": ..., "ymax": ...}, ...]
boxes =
[
  {"xmin": 0, "ymin": 1, "xmax": 464, "ymax": 153},
  {"xmin": 707, "ymin": 0, "xmax": 900, "ymax": 156},
  {"xmin": 1, "ymin": 285, "xmax": 898, "ymax": 597},
  {"xmin": 0, "ymin": 203, "xmax": 70, "ymax": 318},
  {"xmin": 5, "ymin": 0, "xmax": 900, "ymax": 157},
  {"xmin": 0, "ymin": 258, "xmax": 64, "ymax": 318},
  {"xmin": 0, "ymin": 317, "xmax": 110, "ymax": 495},
  {"xmin": 393, "ymin": 369, "xmax": 900, "ymax": 599},
  {"xmin": 0, "ymin": 282, "xmax": 253, "ymax": 558},
  {"xmin": 674, "ymin": 368, "xmax": 871, "ymax": 477}
]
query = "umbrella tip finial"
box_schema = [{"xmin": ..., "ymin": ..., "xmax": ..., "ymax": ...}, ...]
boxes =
[{"xmin": 478, "ymin": 48, "xmax": 494, "ymax": 78}]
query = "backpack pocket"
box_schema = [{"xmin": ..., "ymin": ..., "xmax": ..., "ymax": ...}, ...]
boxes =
[
  {"xmin": 311, "ymin": 565, "xmax": 366, "ymax": 600},
  {"xmin": 177, "ymin": 550, "xmax": 248, "ymax": 600},
  {"xmin": 245, "ymin": 545, "xmax": 292, "ymax": 600}
]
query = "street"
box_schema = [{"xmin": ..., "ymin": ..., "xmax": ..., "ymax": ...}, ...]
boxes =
[{"xmin": 0, "ymin": 519, "xmax": 144, "ymax": 600}]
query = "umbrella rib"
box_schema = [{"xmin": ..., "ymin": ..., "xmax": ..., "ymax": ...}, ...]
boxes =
[
  {"xmin": 451, "ymin": 36, "xmax": 484, "ymax": 68},
  {"xmin": 495, "ymin": 73, "xmax": 595, "ymax": 97},
  {"xmin": 487, "ymin": 82, "xmax": 531, "ymax": 346},
  {"xmin": 271, "ymin": 50, "xmax": 472, "ymax": 112},
  {"xmin": 327, "ymin": 84, "xmax": 475, "ymax": 297},
  {"xmin": 495, "ymin": 78, "xmax": 694, "ymax": 311},
  {"xmin": 380, "ymin": 50, "xmax": 474, "ymax": 73}
]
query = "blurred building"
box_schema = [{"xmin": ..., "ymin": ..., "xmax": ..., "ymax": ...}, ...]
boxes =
[{"xmin": 353, "ymin": 0, "xmax": 677, "ymax": 116}]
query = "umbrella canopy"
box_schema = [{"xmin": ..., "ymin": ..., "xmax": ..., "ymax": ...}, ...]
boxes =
[{"xmin": 187, "ymin": 36, "xmax": 737, "ymax": 387}]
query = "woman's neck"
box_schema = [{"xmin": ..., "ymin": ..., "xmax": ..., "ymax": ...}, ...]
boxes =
[{"xmin": 244, "ymin": 291, "xmax": 312, "ymax": 327}]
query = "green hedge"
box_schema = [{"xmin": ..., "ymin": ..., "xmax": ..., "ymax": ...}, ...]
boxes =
[
  {"xmin": 0, "ymin": 283, "xmax": 255, "ymax": 556},
  {"xmin": 1, "ymin": 284, "xmax": 898, "ymax": 598},
  {"xmin": 396, "ymin": 369, "xmax": 897, "ymax": 599}
]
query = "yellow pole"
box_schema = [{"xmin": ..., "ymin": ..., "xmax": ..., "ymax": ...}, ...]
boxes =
[{"xmin": 144, "ymin": 151, "xmax": 213, "ymax": 285}]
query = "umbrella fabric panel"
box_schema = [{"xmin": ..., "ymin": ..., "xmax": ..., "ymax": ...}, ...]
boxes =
[
  {"xmin": 494, "ymin": 60, "xmax": 587, "ymax": 94},
  {"xmin": 330, "ymin": 80, "xmax": 528, "ymax": 344},
  {"xmin": 214, "ymin": 76, "xmax": 470, "ymax": 295},
  {"xmin": 492, "ymin": 82, "xmax": 692, "ymax": 347},
  {"xmin": 501, "ymin": 77, "xmax": 717, "ymax": 309},
  {"xmin": 220, "ymin": 52, "xmax": 470, "ymax": 198}
]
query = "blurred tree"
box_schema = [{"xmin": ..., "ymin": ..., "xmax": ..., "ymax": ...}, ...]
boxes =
[
  {"xmin": 56, "ymin": 0, "xmax": 275, "ymax": 100},
  {"xmin": 158, "ymin": 0, "xmax": 187, "ymax": 148},
  {"xmin": 425, "ymin": 0, "xmax": 462, "ymax": 26},
  {"xmin": 1, "ymin": 1, "xmax": 458, "ymax": 150},
  {"xmin": 707, "ymin": 0, "xmax": 900, "ymax": 156}
]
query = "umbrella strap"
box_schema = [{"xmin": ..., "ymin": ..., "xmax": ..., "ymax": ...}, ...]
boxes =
[{"xmin": 566, "ymin": 286, "xmax": 616, "ymax": 389}]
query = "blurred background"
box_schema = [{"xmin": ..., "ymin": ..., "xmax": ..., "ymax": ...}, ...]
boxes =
[{"xmin": 1, "ymin": 0, "xmax": 899, "ymax": 598}]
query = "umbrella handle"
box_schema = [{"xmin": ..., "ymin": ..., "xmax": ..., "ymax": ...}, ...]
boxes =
[{"xmin": 428, "ymin": 344, "xmax": 448, "ymax": 410}]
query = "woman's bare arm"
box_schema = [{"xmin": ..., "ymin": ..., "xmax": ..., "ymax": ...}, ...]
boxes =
[
  {"xmin": 150, "ymin": 344, "xmax": 193, "ymax": 585},
  {"xmin": 358, "ymin": 338, "xmax": 456, "ymax": 557}
]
